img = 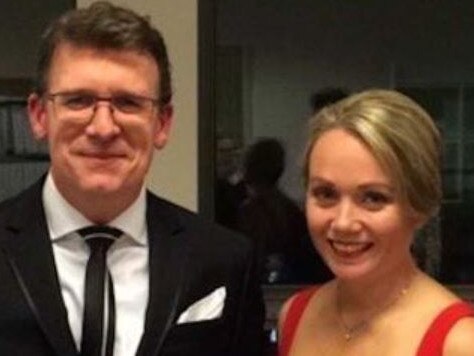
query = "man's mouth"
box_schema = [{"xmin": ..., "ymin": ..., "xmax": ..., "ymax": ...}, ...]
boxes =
[{"xmin": 79, "ymin": 151, "xmax": 126, "ymax": 160}]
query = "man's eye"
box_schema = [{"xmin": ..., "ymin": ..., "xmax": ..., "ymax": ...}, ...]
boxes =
[
  {"xmin": 62, "ymin": 95, "xmax": 94, "ymax": 109},
  {"xmin": 113, "ymin": 96, "xmax": 143, "ymax": 112}
]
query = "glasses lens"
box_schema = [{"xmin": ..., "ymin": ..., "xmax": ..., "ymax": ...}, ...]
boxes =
[
  {"xmin": 57, "ymin": 94, "xmax": 95, "ymax": 111},
  {"xmin": 112, "ymin": 95, "xmax": 147, "ymax": 114}
]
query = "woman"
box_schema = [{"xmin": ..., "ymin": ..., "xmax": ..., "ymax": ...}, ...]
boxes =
[{"xmin": 278, "ymin": 89, "xmax": 474, "ymax": 355}]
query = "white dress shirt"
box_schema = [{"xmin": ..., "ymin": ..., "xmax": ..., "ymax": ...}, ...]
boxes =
[{"xmin": 42, "ymin": 173, "xmax": 149, "ymax": 356}]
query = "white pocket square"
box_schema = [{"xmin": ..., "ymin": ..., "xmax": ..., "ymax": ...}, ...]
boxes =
[{"xmin": 177, "ymin": 286, "xmax": 226, "ymax": 324}]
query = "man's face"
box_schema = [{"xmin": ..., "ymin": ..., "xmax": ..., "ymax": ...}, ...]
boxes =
[{"xmin": 28, "ymin": 42, "xmax": 172, "ymax": 212}]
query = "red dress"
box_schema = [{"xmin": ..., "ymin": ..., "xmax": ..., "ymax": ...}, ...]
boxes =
[{"xmin": 279, "ymin": 287, "xmax": 474, "ymax": 356}]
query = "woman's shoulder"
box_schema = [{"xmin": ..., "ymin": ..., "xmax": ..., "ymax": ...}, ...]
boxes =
[
  {"xmin": 278, "ymin": 283, "xmax": 332, "ymax": 356},
  {"xmin": 412, "ymin": 273, "xmax": 461, "ymax": 307},
  {"xmin": 412, "ymin": 274, "xmax": 474, "ymax": 355},
  {"xmin": 278, "ymin": 285, "xmax": 322, "ymax": 329},
  {"xmin": 279, "ymin": 283, "xmax": 335, "ymax": 334},
  {"xmin": 443, "ymin": 315, "xmax": 474, "ymax": 356}
]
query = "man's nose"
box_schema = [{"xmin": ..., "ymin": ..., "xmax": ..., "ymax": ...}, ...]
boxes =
[{"xmin": 85, "ymin": 102, "xmax": 120, "ymax": 139}]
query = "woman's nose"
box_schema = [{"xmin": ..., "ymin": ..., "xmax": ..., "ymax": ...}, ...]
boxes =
[{"xmin": 331, "ymin": 199, "xmax": 361, "ymax": 233}]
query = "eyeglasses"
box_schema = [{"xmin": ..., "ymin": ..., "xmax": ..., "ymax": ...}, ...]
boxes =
[{"xmin": 46, "ymin": 92, "xmax": 159, "ymax": 120}]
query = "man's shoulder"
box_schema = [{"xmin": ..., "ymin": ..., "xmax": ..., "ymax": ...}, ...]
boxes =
[{"xmin": 0, "ymin": 180, "xmax": 42, "ymax": 219}]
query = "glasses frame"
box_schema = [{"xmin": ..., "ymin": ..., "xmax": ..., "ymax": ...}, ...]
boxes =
[{"xmin": 45, "ymin": 91, "xmax": 160, "ymax": 120}]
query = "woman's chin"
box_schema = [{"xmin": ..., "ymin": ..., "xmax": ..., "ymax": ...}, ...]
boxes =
[{"xmin": 326, "ymin": 259, "xmax": 378, "ymax": 281}]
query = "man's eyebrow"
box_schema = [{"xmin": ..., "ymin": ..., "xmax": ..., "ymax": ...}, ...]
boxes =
[{"xmin": 50, "ymin": 89, "xmax": 95, "ymax": 95}]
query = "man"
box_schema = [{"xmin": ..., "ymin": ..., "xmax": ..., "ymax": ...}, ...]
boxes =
[{"xmin": 0, "ymin": 2, "xmax": 264, "ymax": 355}]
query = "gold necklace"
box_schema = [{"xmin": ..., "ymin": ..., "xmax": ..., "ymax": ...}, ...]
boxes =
[{"xmin": 335, "ymin": 274, "xmax": 414, "ymax": 341}]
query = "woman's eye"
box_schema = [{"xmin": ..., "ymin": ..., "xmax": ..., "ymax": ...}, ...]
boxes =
[
  {"xmin": 361, "ymin": 191, "xmax": 391, "ymax": 210},
  {"xmin": 310, "ymin": 186, "xmax": 338, "ymax": 206}
]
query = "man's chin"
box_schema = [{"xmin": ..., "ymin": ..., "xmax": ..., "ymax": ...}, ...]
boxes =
[{"xmin": 78, "ymin": 177, "xmax": 126, "ymax": 196}]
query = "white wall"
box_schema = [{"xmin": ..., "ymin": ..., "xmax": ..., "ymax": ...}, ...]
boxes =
[{"xmin": 78, "ymin": 0, "xmax": 199, "ymax": 211}]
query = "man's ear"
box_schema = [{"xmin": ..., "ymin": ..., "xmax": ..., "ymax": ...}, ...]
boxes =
[
  {"xmin": 27, "ymin": 93, "xmax": 49, "ymax": 141},
  {"xmin": 153, "ymin": 104, "xmax": 173, "ymax": 150}
]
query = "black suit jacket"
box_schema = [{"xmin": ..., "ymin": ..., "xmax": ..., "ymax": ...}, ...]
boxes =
[{"xmin": 0, "ymin": 178, "xmax": 265, "ymax": 355}]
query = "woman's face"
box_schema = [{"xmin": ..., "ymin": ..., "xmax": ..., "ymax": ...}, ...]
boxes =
[{"xmin": 305, "ymin": 129, "xmax": 421, "ymax": 281}]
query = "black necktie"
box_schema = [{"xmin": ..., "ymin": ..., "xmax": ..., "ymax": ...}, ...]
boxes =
[{"xmin": 78, "ymin": 226, "xmax": 122, "ymax": 356}]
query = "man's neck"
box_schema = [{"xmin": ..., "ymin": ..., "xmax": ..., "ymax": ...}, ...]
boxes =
[{"xmin": 50, "ymin": 174, "xmax": 143, "ymax": 224}]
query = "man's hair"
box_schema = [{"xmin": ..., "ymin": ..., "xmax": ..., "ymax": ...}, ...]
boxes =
[
  {"xmin": 304, "ymin": 89, "xmax": 442, "ymax": 218},
  {"xmin": 35, "ymin": 1, "xmax": 172, "ymax": 106}
]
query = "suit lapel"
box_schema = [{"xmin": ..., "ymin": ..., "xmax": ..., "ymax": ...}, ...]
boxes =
[
  {"xmin": 136, "ymin": 193, "xmax": 190, "ymax": 356},
  {"xmin": 0, "ymin": 179, "xmax": 77, "ymax": 355}
]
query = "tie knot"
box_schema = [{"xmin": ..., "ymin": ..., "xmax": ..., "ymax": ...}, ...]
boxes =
[{"xmin": 78, "ymin": 225, "xmax": 123, "ymax": 251}]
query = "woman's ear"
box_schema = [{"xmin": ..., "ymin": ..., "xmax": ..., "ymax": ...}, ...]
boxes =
[
  {"xmin": 411, "ymin": 210, "xmax": 429, "ymax": 231},
  {"xmin": 27, "ymin": 93, "xmax": 49, "ymax": 140}
]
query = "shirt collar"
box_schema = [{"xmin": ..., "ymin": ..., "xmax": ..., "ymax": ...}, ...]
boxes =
[{"xmin": 42, "ymin": 172, "xmax": 147, "ymax": 246}]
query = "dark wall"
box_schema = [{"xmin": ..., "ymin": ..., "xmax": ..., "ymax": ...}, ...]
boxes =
[{"xmin": 0, "ymin": 0, "xmax": 75, "ymax": 84}]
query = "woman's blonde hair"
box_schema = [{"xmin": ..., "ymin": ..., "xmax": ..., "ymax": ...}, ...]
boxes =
[{"xmin": 304, "ymin": 89, "xmax": 442, "ymax": 217}]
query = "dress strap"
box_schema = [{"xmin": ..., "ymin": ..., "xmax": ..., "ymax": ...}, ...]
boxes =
[
  {"xmin": 417, "ymin": 302, "xmax": 474, "ymax": 356},
  {"xmin": 279, "ymin": 287, "xmax": 318, "ymax": 356}
]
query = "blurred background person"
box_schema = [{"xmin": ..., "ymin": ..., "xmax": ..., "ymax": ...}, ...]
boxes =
[
  {"xmin": 215, "ymin": 136, "xmax": 246, "ymax": 229},
  {"xmin": 236, "ymin": 138, "xmax": 331, "ymax": 284}
]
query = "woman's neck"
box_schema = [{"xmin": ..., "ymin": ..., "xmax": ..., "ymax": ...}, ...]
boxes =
[{"xmin": 334, "ymin": 259, "xmax": 418, "ymax": 339}]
